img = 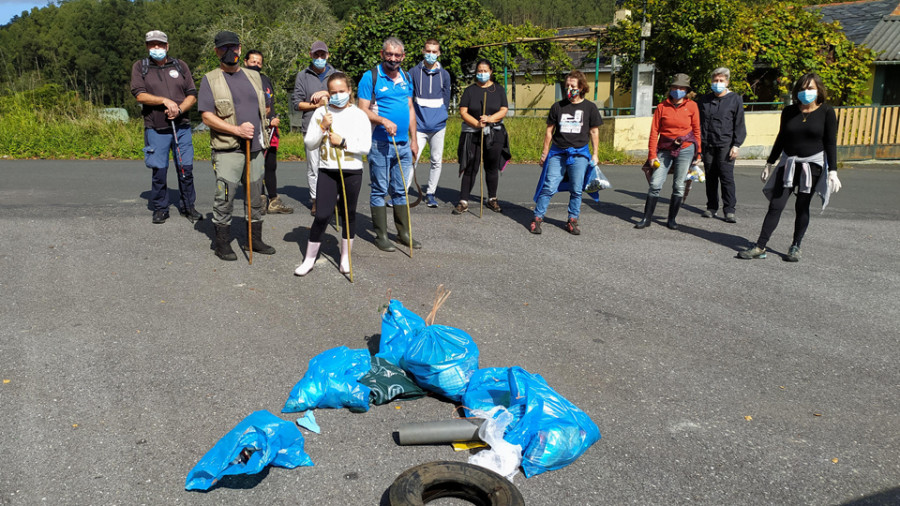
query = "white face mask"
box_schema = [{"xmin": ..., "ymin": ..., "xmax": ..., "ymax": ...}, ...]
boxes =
[
  {"xmin": 476, "ymin": 72, "xmax": 490, "ymax": 83},
  {"xmin": 329, "ymin": 92, "xmax": 350, "ymax": 108},
  {"xmin": 149, "ymin": 48, "xmax": 167, "ymax": 61}
]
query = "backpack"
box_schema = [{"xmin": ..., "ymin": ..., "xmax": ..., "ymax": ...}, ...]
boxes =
[
  {"xmin": 370, "ymin": 65, "xmax": 411, "ymax": 105},
  {"xmin": 141, "ymin": 58, "xmax": 184, "ymax": 78}
]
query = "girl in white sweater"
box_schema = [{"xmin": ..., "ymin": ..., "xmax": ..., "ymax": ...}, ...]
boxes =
[{"xmin": 295, "ymin": 73, "xmax": 372, "ymax": 276}]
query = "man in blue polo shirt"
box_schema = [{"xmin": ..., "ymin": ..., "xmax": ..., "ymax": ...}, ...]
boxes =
[{"xmin": 358, "ymin": 36, "xmax": 421, "ymax": 252}]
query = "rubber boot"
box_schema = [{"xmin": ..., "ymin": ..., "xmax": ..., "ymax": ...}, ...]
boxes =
[
  {"xmin": 634, "ymin": 195, "xmax": 658, "ymax": 229},
  {"xmin": 667, "ymin": 195, "xmax": 684, "ymax": 230},
  {"xmin": 294, "ymin": 242, "xmax": 320, "ymax": 276},
  {"xmin": 394, "ymin": 206, "xmax": 422, "ymax": 249},
  {"xmin": 371, "ymin": 206, "xmax": 396, "ymax": 252},
  {"xmin": 214, "ymin": 224, "xmax": 237, "ymax": 261},
  {"xmin": 340, "ymin": 238, "xmax": 353, "ymax": 274},
  {"xmin": 243, "ymin": 221, "xmax": 276, "ymax": 254}
]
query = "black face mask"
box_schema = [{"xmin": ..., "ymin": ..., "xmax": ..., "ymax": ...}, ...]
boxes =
[
  {"xmin": 382, "ymin": 60, "xmax": 401, "ymax": 71},
  {"xmin": 220, "ymin": 48, "xmax": 240, "ymax": 66},
  {"xmin": 245, "ymin": 65, "xmax": 262, "ymax": 73}
]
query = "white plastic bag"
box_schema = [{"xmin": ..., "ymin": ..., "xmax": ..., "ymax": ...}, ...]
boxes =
[{"xmin": 467, "ymin": 406, "xmax": 523, "ymax": 481}]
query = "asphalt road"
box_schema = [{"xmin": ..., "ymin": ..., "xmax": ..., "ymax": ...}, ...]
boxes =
[{"xmin": 1, "ymin": 158, "xmax": 898, "ymax": 505}]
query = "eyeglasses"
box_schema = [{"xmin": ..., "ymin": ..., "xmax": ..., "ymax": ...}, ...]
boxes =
[{"xmin": 383, "ymin": 52, "xmax": 405, "ymax": 59}]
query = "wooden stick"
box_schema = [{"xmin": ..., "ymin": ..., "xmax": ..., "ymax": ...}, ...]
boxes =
[
  {"xmin": 332, "ymin": 128, "xmax": 353, "ymax": 282},
  {"xmin": 245, "ymin": 139, "xmax": 252, "ymax": 265},
  {"xmin": 391, "ymin": 135, "xmax": 413, "ymax": 258}
]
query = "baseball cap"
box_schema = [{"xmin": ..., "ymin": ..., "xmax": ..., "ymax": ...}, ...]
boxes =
[
  {"xmin": 310, "ymin": 41, "xmax": 328, "ymax": 53},
  {"xmin": 214, "ymin": 31, "xmax": 241, "ymax": 48},
  {"xmin": 145, "ymin": 30, "xmax": 168, "ymax": 43}
]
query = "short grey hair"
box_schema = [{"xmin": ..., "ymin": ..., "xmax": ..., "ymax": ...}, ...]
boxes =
[
  {"xmin": 711, "ymin": 67, "xmax": 730, "ymax": 81},
  {"xmin": 383, "ymin": 37, "xmax": 404, "ymax": 53}
]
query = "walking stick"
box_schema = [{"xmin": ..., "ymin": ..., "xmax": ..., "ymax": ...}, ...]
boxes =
[
  {"xmin": 479, "ymin": 90, "xmax": 487, "ymax": 218},
  {"xmin": 331, "ymin": 128, "xmax": 353, "ymax": 282},
  {"xmin": 245, "ymin": 139, "xmax": 253, "ymax": 265},
  {"xmin": 171, "ymin": 120, "xmax": 187, "ymax": 212},
  {"xmin": 390, "ymin": 135, "xmax": 413, "ymax": 258}
]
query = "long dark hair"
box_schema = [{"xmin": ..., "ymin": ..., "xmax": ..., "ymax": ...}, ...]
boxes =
[{"xmin": 791, "ymin": 73, "xmax": 827, "ymax": 105}]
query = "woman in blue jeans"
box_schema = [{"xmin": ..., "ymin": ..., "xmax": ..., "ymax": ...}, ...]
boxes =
[
  {"xmin": 531, "ymin": 71, "xmax": 602, "ymax": 235},
  {"xmin": 636, "ymin": 73, "xmax": 702, "ymax": 230}
]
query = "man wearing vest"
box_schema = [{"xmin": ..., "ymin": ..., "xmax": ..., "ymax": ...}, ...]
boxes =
[
  {"xmin": 130, "ymin": 30, "xmax": 201, "ymax": 225},
  {"xmin": 408, "ymin": 38, "xmax": 451, "ymax": 208},
  {"xmin": 358, "ymin": 36, "xmax": 422, "ymax": 251},
  {"xmin": 197, "ymin": 31, "xmax": 276, "ymax": 261},
  {"xmin": 291, "ymin": 41, "xmax": 337, "ymax": 216}
]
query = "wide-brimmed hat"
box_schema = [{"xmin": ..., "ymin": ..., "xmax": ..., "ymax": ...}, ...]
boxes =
[
  {"xmin": 145, "ymin": 30, "xmax": 167, "ymax": 43},
  {"xmin": 669, "ymin": 73, "xmax": 691, "ymax": 88},
  {"xmin": 214, "ymin": 31, "xmax": 240, "ymax": 48}
]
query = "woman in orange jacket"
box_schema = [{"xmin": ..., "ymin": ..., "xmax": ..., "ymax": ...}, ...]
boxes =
[{"xmin": 636, "ymin": 73, "xmax": 702, "ymax": 230}]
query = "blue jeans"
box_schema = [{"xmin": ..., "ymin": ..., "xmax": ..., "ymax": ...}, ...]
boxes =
[
  {"xmin": 143, "ymin": 125, "xmax": 195, "ymax": 212},
  {"xmin": 369, "ymin": 139, "xmax": 412, "ymax": 207},
  {"xmin": 649, "ymin": 144, "xmax": 695, "ymax": 198},
  {"xmin": 534, "ymin": 153, "xmax": 589, "ymax": 219}
]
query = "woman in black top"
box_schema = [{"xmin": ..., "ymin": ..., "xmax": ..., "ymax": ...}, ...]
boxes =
[
  {"xmin": 453, "ymin": 59, "xmax": 510, "ymax": 215},
  {"xmin": 739, "ymin": 73, "xmax": 843, "ymax": 262}
]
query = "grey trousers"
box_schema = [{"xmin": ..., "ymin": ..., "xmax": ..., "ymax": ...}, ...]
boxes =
[{"xmin": 212, "ymin": 150, "xmax": 265, "ymax": 226}]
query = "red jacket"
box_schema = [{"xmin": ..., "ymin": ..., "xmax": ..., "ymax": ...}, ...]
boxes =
[{"xmin": 648, "ymin": 97, "xmax": 701, "ymax": 160}]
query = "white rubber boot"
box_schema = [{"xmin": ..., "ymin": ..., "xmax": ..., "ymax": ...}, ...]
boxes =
[
  {"xmin": 294, "ymin": 242, "xmax": 321, "ymax": 276},
  {"xmin": 340, "ymin": 238, "xmax": 353, "ymax": 274}
]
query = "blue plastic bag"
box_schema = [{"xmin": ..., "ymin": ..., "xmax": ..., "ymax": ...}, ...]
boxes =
[
  {"xmin": 185, "ymin": 410, "xmax": 313, "ymax": 491},
  {"xmin": 402, "ymin": 324, "xmax": 479, "ymax": 401},
  {"xmin": 463, "ymin": 367, "xmax": 601, "ymax": 478},
  {"xmin": 375, "ymin": 299, "xmax": 426, "ymax": 365},
  {"xmin": 282, "ymin": 346, "xmax": 372, "ymax": 413}
]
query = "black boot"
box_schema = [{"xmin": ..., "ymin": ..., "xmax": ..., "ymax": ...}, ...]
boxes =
[
  {"xmin": 214, "ymin": 224, "xmax": 237, "ymax": 261},
  {"xmin": 667, "ymin": 195, "xmax": 684, "ymax": 230},
  {"xmin": 634, "ymin": 195, "xmax": 658, "ymax": 229},
  {"xmin": 393, "ymin": 206, "xmax": 422, "ymax": 249},
  {"xmin": 371, "ymin": 206, "xmax": 396, "ymax": 252},
  {"xmin": 243, "ymin": 221, "xmax": 276, "ymax": 254}
]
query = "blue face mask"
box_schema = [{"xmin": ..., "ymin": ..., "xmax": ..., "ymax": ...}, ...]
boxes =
[
  {"xmin": 710, "ymin": 82, "xmax": 727, "ymax": 94},
  {"xmin": 798, "ymin": 89, "xmax": 817, "ymax": 105},
  {"xmin": 670, "ymin": 89, "xmax": 686, "ymax": 100},
  {"xmin": 329, "ymin": 92, "xmax": 349, "ymax": 108},
  {"xmin": 424, "ymin": 53, "xmax": 438, "ymax": 65},
  {"xmin": 313, "ymin": 58, "xmax": 327, "ymax": 70},
  {"xmin": 149, "ymin": 48, "xmax": 167, "ymax": 62},
  {"xmin": 476, "ymin": 72, "xmax": 490, "ymax": 84}
]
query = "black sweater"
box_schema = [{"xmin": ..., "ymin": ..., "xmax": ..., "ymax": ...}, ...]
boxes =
[{"xmin": 767, "ymin": 104, "xmax": 837, "ymax": 171}]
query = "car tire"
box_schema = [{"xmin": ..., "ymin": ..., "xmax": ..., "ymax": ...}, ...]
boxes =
[{"xmin": 388, "ymin": 460, "xmax": 524, "ymax": 506}]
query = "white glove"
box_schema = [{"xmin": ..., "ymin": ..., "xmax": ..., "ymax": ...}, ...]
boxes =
[
  {"xmin": 828, "ymin": 171, "xmax": 842, "ymax": 193},
  {"xmin": 761, "ymin": 163, "xmax": 772, "ymax": 183}
]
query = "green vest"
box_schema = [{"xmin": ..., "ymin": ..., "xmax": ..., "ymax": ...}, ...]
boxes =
[{"xmin": 205, "ymin": 67, "xmax": 269, "ymax": 151}]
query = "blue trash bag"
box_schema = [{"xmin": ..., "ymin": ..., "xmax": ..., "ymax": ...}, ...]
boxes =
[
  {"xmin": 375, "ymin": 299, "xmax": 426, "ymax": 366},
  {"xmin": 402, "ymin": 324, "xmax": 479, "ymax": 401},
  {"xmin": 462, "ymin": 366, "xmax": 601, "ymax": 478},
  {"xmin": 282, "ymin": 346, "xmax": 372, "ymax": 413},
  {"xmin": 184, "ymin": 410, "xmax": 313, "ymax": 491}
]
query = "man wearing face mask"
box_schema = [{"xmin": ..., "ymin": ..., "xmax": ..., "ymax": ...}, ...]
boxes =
[
  {"xmin": 292, "ymin": 41, "xmax": 337, "ymax": 216},
  {"xmin": 407, "ymin": 38, "xmax": 451, "ymax": 208},
  {"xmin": 698, "ymin": 67, "xmax": 746, "ymax": 223},
  {"xmin": 244, "ymin": 50, "xmax": 291, "ymax": 215},
  {"xmin": 197, "ymin": 30, "xmax": 276, "ymax": 261},
  {"xmin": 131, "ymin": 30, "xmax": 200, "ymax": 225},
  {"xmin": 358, "ymin": 36, "xmax": 420, "ymax": 252}
]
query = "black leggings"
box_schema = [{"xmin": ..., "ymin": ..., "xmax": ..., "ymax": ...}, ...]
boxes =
[
  {"xmin": 309, "ymin": 169, "xmax": 361, "ymax": 242},
  {"xmin": 264, "ymin": 147, "xmax": 278, "ymax": 198},
  {"xmin": 459, "ymin": 135, "xmax": 503, "ymax": 201},
  {"xmin": 756, "ymin": 168, "xmax": 821, "ymax": 249}
]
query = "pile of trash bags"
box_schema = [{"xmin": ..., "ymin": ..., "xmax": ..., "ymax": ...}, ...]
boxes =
[{"xmin": 185, "ymin": 296, "xmax": 600, "ymax": 490}]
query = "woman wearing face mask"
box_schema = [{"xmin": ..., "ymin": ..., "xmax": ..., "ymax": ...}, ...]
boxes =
[
  {"xmin": 531, "ymin": 70, "xmax": 603, "ymax": 235},
  {"xmin": 636, "ymin": 73, "xmax": 702, "ymax": 230},
  {"xmin": 296, "ymin": 72, "xmax": 372, "ymax": 276},
  {"xmin": 738, "ymin": 72, "xmax": 841, "ymax": 262},
  {"xmin": 453, "ymin": 59, "xmax": 511, "ymax": 215}
]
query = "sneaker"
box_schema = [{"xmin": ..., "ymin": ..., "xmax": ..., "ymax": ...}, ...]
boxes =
[
  {"xmin": 486, "ymin": 198, "xmax": 502, "ymax": 213},
  {"xmin": 738, "ymin": 246, "xmax": 767, "ymax": 260},
  {"xmin": 267, "ymin": 196, "xmax": 294, "ymax": 214},
  {"xmin": 529, "ymin": 217, "xmax": 543, "ymax": 234},
  {"xmin": 701, "ymin": 209, "xmax": 715, "ymax": 218},
  {"xmin": 152, "ymin": 209, "xmax": 169, "ymax": 224},
  {"xmin": 724, "ymin": 213, "xmax": 737, "ymax": 223},
  {"xmin": 451, "ymin": 201, "xmax": 468, "ymax": 215},
  {"xmin": 565, "ymin": 217, "xmax": 581, "ymax": 235},
  {"xmin": 425, "ymin": 194, "xmax": 438, "ymax": 208},
  {"xmin": 179, "ymin": 207, "xmax": 203, "ymax": 223},
  {"xmin": 386, "ymin": 201, "xmax": 393, "ymax": 208},
  {"xmin": 785, "ymin": 245, "xmax": 801, "ymax": 262}
]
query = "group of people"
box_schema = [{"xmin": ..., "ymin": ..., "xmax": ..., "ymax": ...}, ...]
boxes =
[{"xmin": 131, "ymin": 29, "xmax": 843, "ymax": 274}]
